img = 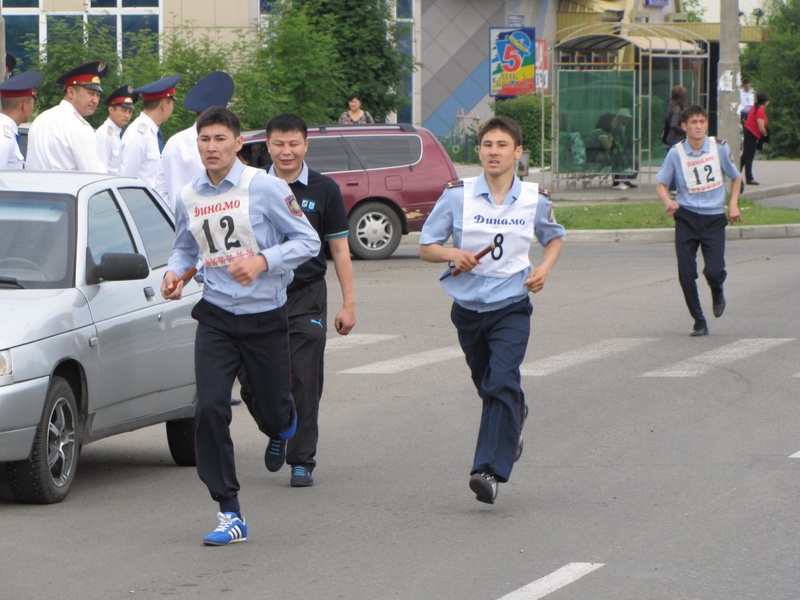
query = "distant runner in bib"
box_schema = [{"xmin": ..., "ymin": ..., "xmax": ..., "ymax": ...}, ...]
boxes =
[{"xmin": 656, "ymin": 104, "xmax": 741, "ymax": 338}]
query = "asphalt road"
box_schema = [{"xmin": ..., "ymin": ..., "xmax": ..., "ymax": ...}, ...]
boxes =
[{"xmin": 1, "ymin": 238, "xmax": 798, "ymax": 599}]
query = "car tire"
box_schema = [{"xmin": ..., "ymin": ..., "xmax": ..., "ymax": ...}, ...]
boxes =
[
  {"xmin": 348, "ymin": 201, "xmax": 402, "ymax": 260},
  {"xmin": 166, "ymin": 418, "xmax": 196, "ymax": 467},
  {"xmin": 6, "ymin": 376, "xmax": 80, "ymax": 504}
]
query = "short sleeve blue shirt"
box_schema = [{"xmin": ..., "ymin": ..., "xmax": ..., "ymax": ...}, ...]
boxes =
[
  {"xmin": 657, "ymin": 137, "xmax": 740, "ymax": 215},
  {"xmin": 420, "ymin": 173, "xmax": 565, "ymax": 312}
]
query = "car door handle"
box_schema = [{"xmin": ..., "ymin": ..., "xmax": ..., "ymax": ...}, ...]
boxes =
[
  {"xmin": 345, "ymin": 181, "xmax": 361, "ymax": 186},
  {"xmin": 144, "ymin": 286, "xmax": 155, "ymax": 299}
]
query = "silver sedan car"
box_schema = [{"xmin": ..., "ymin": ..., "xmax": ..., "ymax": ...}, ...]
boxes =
[{"xmin": 0, "ymin": 171, "xmax": 200, "ymax": 504}]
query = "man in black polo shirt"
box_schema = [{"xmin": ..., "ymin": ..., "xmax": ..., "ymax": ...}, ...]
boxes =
[{"xmin": 241, "ymin": 113, "xmax": 356, "ymax": 487}]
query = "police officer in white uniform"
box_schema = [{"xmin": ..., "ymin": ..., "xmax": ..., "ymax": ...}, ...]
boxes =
[
  {"xmin": 160, "ymin": 71, "xmax": 234, "ymax": 212},
  {"xmin": 120, "ymin": 74, "xmax": 180, "ymax": 191},
  {"xmin": 0, "ymin": 71, "xmax": 42, "ymax": 169},
  {"xmin": 26, "ymin": 60, "xmax": 109, "ymax": 172},
  {"xmin": 96, "ymin": 85, "xmax": 138, "ymax": 175}
]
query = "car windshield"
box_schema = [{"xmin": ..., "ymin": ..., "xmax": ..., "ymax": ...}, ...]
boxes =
[{"xmin": 0, "ymin": 193, "xmax": 75, "ymax": 289}]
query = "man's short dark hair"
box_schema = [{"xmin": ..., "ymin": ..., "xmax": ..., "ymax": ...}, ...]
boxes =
[
  {"xmin": 478, "ymin": 116, "xmax": 523, "ymax": 147},
  {"xmin": 681, "ymin": 104, "xmax": 707, "ymax": 123},
  {"xmin": 197, "ymin": 106, "xmax": 241, "ymax": 137},
  {"xmin": 266, "ymin": 113, "xmax": 307, "ymax": 139}
]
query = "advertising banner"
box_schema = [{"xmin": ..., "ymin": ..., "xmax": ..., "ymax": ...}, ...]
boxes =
[{"xmin": 490, "ymin": 27, "xmax": 536, "ymax": 97}]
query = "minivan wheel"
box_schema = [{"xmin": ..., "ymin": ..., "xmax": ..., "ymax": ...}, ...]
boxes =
[
  {"xmin": 348, "ymin": 201, "xmax": 402, "ymax": 260},
  {"xmin": 7, "ymin": 376, "xmax": 80, "ymax": 504}
]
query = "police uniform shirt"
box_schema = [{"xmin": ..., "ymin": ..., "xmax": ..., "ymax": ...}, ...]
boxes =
[
  {"xmin": 657, "ymin": 137, "xmax": 740, "ymax": 215},
  {"xmin": 26, "ymin": 100, "xmax": 107, "ymax": 172},
  {"xmin": 419, "ymin": 172, "xmax": 565, "ymax": 313},
  {"xmin": 160, "ymin": 122, "xmax": 202, "ymax": 213},
  {"xmin": 268, "ymin": 162, "xmax": 349, "ymax": 292},
  {"xmin": 0, "ymin": 112, "xmax": 24, "ymax": 169},
  {"xmin": 95, "ymin": 117, "xmax": 123, "ymax": 175},
  {"xmin": 120, "ymin": 111, "xmax": 162, "ymax": 188},
  {"xmin": 167, "ymin": 159, "xmax": 320, "ymax": 315}
]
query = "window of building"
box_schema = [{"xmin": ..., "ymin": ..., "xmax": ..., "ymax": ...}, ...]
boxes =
[{"xmin": 2, "ymin": 0, "xmax": 40, "ymax": 7}]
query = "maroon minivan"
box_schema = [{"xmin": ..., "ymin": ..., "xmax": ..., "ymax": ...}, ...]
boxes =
[{"xmin": 241, "ymin": 123, "xmax": 459, "ymax": 260}]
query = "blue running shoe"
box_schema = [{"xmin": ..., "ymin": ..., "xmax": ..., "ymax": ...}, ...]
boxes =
[
  {"xmin": 265, "ymin": 437, "xmax": 286, "ymax": 472},
  {"xmin": 290, "ymin": 465, "xmax": 314, "ymax": 487},
  {"xmin": 202, "ymin": 512, "xmax": 247, "ymax": 546}
]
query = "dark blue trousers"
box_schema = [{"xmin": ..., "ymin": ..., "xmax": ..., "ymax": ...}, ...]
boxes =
[
  {"xmin": 192, "ymin": 299, "xmax": 295, "ymax": 514},
  {"xmin": 673, "ymin": 207, "xmax": 727, "ymax": 327},
  {"xmin": 451, "ymin": 297, "xmax": 532, "ymax": 483}
]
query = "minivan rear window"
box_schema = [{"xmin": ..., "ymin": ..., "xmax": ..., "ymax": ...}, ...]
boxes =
[
  {"xmin": 306, "ymin": 137, "xmax": 357, "ymax": 172},
  {"xmin": 344, "ymin": 135, "xmax": 422, "ymax": 169}
]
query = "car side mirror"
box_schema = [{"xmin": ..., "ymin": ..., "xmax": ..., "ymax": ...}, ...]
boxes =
[{"xmin": 86, "ymin": 248, "xmax": 150, "ymax": 284}]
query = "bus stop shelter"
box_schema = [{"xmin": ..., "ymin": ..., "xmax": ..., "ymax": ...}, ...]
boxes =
[{"xmin": 548, "ymin": 22, "xmax": 709, "ymax": 191}]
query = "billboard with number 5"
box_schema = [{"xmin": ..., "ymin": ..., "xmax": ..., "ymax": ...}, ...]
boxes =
[{"xmin": 490, "ymin": 27, "xmax": 536, "ymax": 97}]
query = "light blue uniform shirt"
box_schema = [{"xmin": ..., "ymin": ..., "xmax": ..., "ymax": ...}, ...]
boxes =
[
  {"xmin": 168, "ymin": 159, "xmax": 320, "ymax": 315},
  {"xmin": 420, "ymin": 173, "xmax": 565, "ymax": 313},
  {"xmin": 657, "ymin": 137, "xmax": 740, "ymax": 215}
]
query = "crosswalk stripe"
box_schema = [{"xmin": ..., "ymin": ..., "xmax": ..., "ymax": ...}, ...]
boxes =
[
  {"xmin": 496, "ymin": 562, "xmax": 604, "ymax": 600},
  {"xmin": 521, "ymin": 338, "xmax": 658, "ymax": 377},
  {"xmin": 339, "ymin": 345, "xmax": 464, "ymax": 374},
  {"xmin": 326, "ymin": 334, "xmax": 400, "ymax": 352},
  {"xmin": 641, "ymin": 338, "xmax": 795, "ymax": 377}
]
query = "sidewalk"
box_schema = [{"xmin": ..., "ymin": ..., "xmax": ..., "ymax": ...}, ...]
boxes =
[{"xmin": 452, "ymin": 159, "xmax": 800, "ymax": 243}]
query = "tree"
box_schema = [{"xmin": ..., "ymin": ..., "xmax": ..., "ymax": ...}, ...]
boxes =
[
  {"xmin": 297, "ymin": 0, "xmax": 416, "ymax": 121},
  {"xmin": 740, "ymin": 0, "xmax": 800, "ymax": 157},
  {"xmin": 681, "ymin": 0, "xmax": 706, "ymax": 23}
]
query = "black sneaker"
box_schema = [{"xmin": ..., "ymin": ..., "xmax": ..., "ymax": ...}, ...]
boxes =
[
  {"xmin": 515, "ymin": 404, "xmax": 529, "ymax": 462},
  {"xmin": 712, "ymin": 289, "xmax": 726, "ymax": 318},
  {"xmin": 290, "ymin": 465, "xmax": 314, "ymax": 487},
  {"xmin": 265, "ymin": 437, "xmax": 286, "ymax": 472},
  {"xmin": 469, "ymin": 472, "xmax": 498, "ymax": 504}
]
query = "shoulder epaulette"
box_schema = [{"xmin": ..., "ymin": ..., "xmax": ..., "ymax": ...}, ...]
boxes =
[
  {"xmin": 445, "ymin": 179, "xmax": 464, "ymax": 189},
  {"xmin": 539, "ymin": 187, "xmax": 551, "ymax": 197},
  {"xmin": 714, "ymin": 137, "xmax": 727, "ymax": 146}
]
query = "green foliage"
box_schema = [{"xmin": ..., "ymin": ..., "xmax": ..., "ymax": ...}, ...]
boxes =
[
  {"xmin": 681, "ymin": 0, "xmax": 706, "ymax": 23},
  {"xmin": 740, "ymin": 0, "xmax": 800, "ymax": 157},
  {"xmin": 492, "ymin": 93, "xmax": 553, "ymax": 168},
  {"xmin": 235, "ymin": 4, "xmax": 345, "ymax": 129},
  {"xmin": 296, "ymin": 0, "xmax": 416, "ymax": 121}
]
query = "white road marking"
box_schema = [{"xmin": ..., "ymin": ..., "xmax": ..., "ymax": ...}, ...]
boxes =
[
  {"xmin": 789, "ymin": 451, "xmax": 800, "ymax": 458},
  {"xmin": 641, "ymin": 338, "xmax": 794, "ymax": 377},
  {"xmin": 496, "ymin": 562, "xmax": 605, "ymax": 600},
  {"xmin": 326, "ymin": 334, "xmax": 400, "ymax": 352},
  {"xmin": 339, "ymin": 345, "xmax": 464, "ymax": 374},
  {"xmin": 521, "ymin": 338, "xmax": 658, "ymax": 377}
]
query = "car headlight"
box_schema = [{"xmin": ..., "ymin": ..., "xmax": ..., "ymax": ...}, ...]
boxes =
[{"xmin": 0, "ymin": 350, "xmax": 11, "ymax": 377}]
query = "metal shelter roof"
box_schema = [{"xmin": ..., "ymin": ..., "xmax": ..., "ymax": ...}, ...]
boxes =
[{"xmin": 554, "ymin": 33, "xmax": 702, "ymax": 54}]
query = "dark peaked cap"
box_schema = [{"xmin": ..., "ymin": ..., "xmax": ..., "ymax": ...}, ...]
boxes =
[
  {"xmin": 134, "ymin": 75, "xmax": 182, "ymax": 102},
  {"xmin": 104, "ymin": 85, "xmax": 139, "ymax": 108},
  {"xmin": 0, "ymin": 71, "xmax": 44, "ymax": 98},
  {"xmin": 183, "ymin": 71, "xmax": 234, "ymax": 112},
  {"xmin": 6, "ymin": 52, "xmax": 16, "ymax": 73},
  {"xmin": 56, "ymin": 60, "xmax": 109, "ymax": 92}
]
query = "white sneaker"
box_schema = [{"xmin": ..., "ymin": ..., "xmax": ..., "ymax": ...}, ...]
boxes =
[{"xmin": 612, "ymin": 182, "xmax": 630, "ymax": 190}]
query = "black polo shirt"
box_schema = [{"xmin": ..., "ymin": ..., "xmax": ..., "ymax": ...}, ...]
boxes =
[{"xmin": 285, "ymin": 166, "xmax": 349, "ymax": 292}]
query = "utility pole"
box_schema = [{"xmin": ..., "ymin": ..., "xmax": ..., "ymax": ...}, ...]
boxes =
[
  {"xmin": 718, "ymin": 0, "xmax": 740, "ymax": 150},
  {"xmin": 0, "ymin": 5, "xmax": 6, "ymax": 81}
]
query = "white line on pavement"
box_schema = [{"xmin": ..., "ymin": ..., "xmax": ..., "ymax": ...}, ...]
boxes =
[
  {"xmin": 521, "ymin": 338, "xmax": 658, "ymax": 377},
  {"xmin": 496, "ymin": 562, "xmax": 605, "ymax": 600},
  {"xmin": 789, "ymin": 451, "xmax": 800, "ymax": 458},
  {"xmin": 326, "ymin": 334, "xmax": 400, "ymax": 352},
  {"xmin": 339, "ymin": 345, "xmax": 464, "ymax": 374},
  {"xmin": 641, "ymin": 338, "xmax": 795, "ymax": 377}
]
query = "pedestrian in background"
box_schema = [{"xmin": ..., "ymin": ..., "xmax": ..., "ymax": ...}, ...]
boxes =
[
  {"xmin": 26, "ymin": 60, "xmax": 109, "ymax": 172},
  {"xmin": 120, "ymin": 74, "xmax": 180, "ymax": 193},
  {"xmin": 0, "ymin": 71, "xmax": 42, "ymax": 169},
  {"xmin": 656, "ymin": 105, "xmax": 742, "ymax": 337},
  {"xmin": 419, "ymin": 116, "xmax": 564, "ymax": 505},
  {"xmin": 338, "ymin": 93, "xmax": 374, "ymax": 124},
  {"xmin": 740, "ymin": 92, "xmax": 769, "ymax": 186},
  {"xmin": 95, "ymin": 85, "xmax": 137, "ymax": 175}
]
